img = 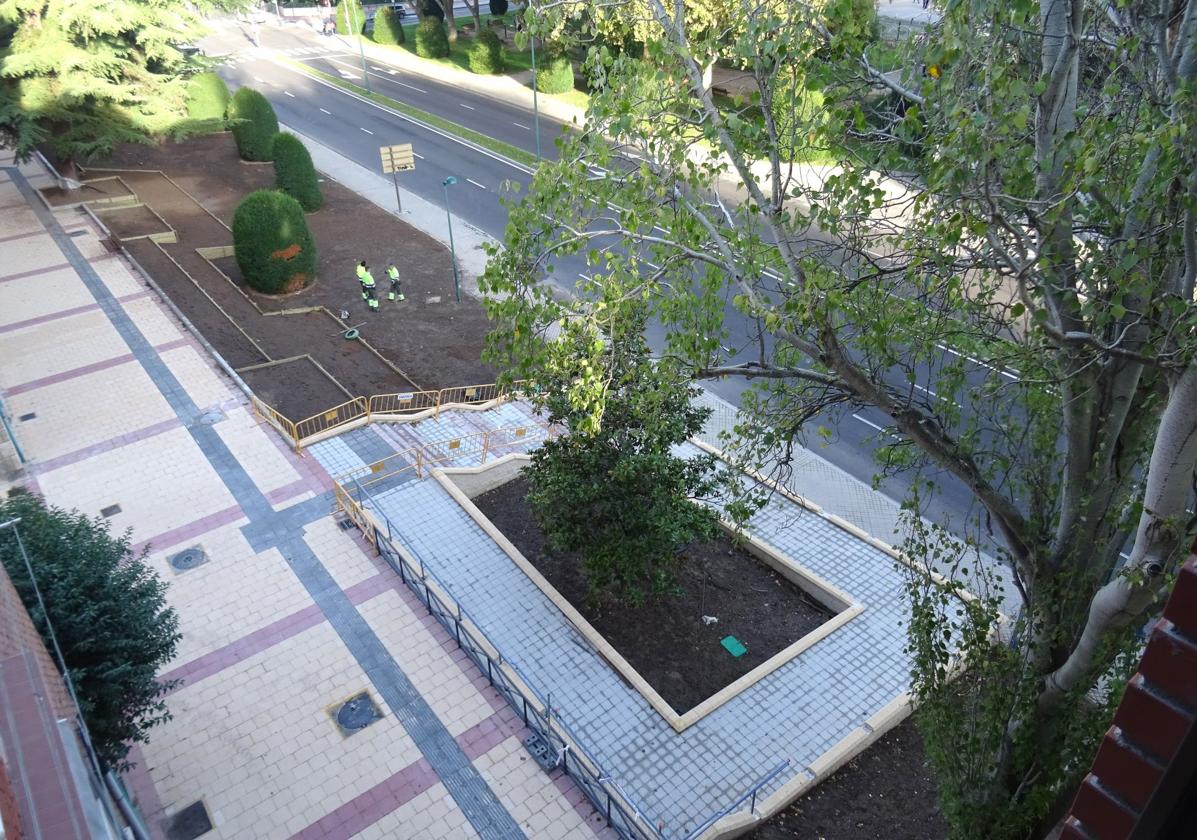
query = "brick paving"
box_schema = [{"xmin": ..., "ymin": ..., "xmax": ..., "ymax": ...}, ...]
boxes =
[{"xmin": 0, "ymin": 151, "xmax": 612, "ymax": 839}]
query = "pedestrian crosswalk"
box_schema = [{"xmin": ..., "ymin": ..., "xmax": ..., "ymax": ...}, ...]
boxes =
[{"xmin": 215, "ymin": 45, "xmax": 341, "ymax": 67}]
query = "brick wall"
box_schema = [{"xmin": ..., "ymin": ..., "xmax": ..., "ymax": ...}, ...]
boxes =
[
  {"xmin": 1060, "ymin": 549, "xmax": 1197, "ymax": 840},
  {"xmin": 0, "ymin": 555, "xmax": 76, "ymax": 719},
  {"xmin": 0, "ymin": 753, "xmax": 25, "ymax": 840}
]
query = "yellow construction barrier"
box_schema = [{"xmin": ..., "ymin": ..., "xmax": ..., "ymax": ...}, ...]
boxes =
[{"xmin": 253, "ymin": 380, "xmax": 530, "ymax": 451}]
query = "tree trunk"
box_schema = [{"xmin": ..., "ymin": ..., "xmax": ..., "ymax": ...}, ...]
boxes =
[
  {"xmin": 445, "ymin": 4, "xmax": 457, "ymax": 42},
  {"xmin": 59, "ymin": 158, "xmax": 83, "ymax": 190}
]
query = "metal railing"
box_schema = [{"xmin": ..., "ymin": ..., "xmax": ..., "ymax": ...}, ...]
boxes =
[
  {"xmin": 251, "ymin": 381, "xmax": 527, "ymax": 451},
  {"xmin": 339, "ymin": 481, "xmax": 666, "ymax": 840}
]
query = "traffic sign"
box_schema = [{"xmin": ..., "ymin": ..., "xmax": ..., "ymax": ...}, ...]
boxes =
[{"xmin": 380, "ymin": 143, "xmax": 415, "ymax": 174}]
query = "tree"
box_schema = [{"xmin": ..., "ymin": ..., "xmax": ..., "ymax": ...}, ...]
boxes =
[
  {"xmin": 272, "ymin": 132, "xmax": 322, "ymax": 211},
  {"xmin": 414, "ymin": 17, "xmax": 450, "ymax": 58},
  {"xmin": 490, "ymin": 0, "xmax": 509, "ymax": 15},
  {"xmin": 233, "ymin": 189, "xmax": 317, "ymax": 294},
  {"xmin": 469, "ymin": 27, "xmax": 504, "ymax": 73},
  {"xmin": 423, "ymin": 0, "xmax": 458, "ymax": 43},
  {"xmin": 509, "ymin": 301, "xmax": 731, "ymax": 606},
  {"xmin": 481, "ymin": 1, "xmax": 1197, "ymax": 836},
  {"xmin": 0, "ymin": 489, "xmax": 181, "ymax": 770},
  {"xmin": 336, "ymin": 0, "xmax": 365, "ymax": 35},
  {"xmin": 0, "ymin": 0, "xmax": 223, "ymax": 178},
  {"xmin": 535, "ymin": 43, "xmax": 573, "ymax": 93},
  {"xmin": 185, "ymin": 72, "xmax": 231, "ymax": 122},
  {"xmin": 372, "ymin": 6, "xmax": 406, "ymax": 45},
  {"xmin": 228, "ymin": 87, "xmax": 278, "ymax": 162}
]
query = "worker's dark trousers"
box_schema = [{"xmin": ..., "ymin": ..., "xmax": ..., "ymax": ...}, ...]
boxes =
[
  {"xmin": 364, "ymin": 287, "xmax": 378, "ymax": 310},
  {"xmin": 388, "ymin": 280, "xmax": 402, "ymax": 301}
]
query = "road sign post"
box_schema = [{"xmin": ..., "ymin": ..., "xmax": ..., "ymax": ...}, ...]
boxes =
[{"xmin": 379, "ymin": 143, "xmax": 415, "ymax": 214}]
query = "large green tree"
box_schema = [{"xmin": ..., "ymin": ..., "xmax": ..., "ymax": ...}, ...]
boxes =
[
  {"xmin": 0, "ymin": 489, "xmax": 181, "ymax": 770},
  {"xmin": 483, "ymin": 0, "xmax": 1197, "ymax": 836},
  {"xmin": 0, "ymin": 0, "xmax": 239, "ymax": 177}
]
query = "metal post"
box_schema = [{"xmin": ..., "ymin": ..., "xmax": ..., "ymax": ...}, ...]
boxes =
[
  {"xmin": 347, "ymin": 1, "xmax": 371, "ymax": 92},
  {"xmin": 392, "ymin": 170, "xmax": 403, "ymax": 213},
  {"xmin": 530, "ymin": 30, "xmax": 541, "ymax": 160},
  {"xmin": 442, "ymin": 176, "xmax": 461, "ymax": 303}
]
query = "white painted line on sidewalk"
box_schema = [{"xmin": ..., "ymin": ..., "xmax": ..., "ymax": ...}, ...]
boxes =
[
  {"xmin": 514, "ymin": 122, "xmax": 531, "ymax": 130},
  {"xmin": 319, "ymin": 107, "xmax": 332, "ymax": 114},
  {"xmin": 284, "ymin": 90, "xmax": 295, "ymax": 97},
  {"xmin": 359, "ymin": 126, "xmax": 374, "ymax": 134},
  {"xmin": 466, "ymin": 178, "xmax": 487, "ymax": 190},
  {"xmin": 459, "ymin": 103, "xmax": 476, "ymax": 110}
]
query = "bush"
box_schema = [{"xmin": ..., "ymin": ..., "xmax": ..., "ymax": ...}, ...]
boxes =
[
  {"xmin": 185, "ymin": 72, "xmax": 230, "ymax": 122},
  {"xmin": 536, "ymin": 45, "xmax": 574, "ymax": 94},
  {"xmin": 233, "ymin": 190, "xmax": 317, "ymax": 294},
  {"xmin": 336, "ymin": 0, "xmax": 365, "ymax": 35},
  {"xmin": 371, "ymin": 6, "xmax": 405, "ymax": 45},
  {"xmin": 488, "ymin": 0, "xmax": 508, "ymax": 13},
  {"xmin": 272, "ymin": 133, "xmax": 323, "ymax": 212},
  {"xmin": 0, "ymin": 489, "xmax": 181, "ymax": 770},
  {"xmin": 468, "ymin": 28, "xmax": 503, "ymax": 74},
  {"xmin": 415, "ymin": 17, "xmax": 450, "ymax": 58},
  {"xmin": 228, "ymin": 87, "xmax": 279, "ymax": 162}
]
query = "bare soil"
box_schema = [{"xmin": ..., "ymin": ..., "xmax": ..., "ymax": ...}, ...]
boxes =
[
  {"xmin": 94, "ymin": 204, "xmax": 170, "ymax": 240},
  {"xmin": 239, "ymin": 357, "xmax": 350, "ymax": 423},
  {"xmin": 40, "ymin": 176, "xmax": 132, "ymax": 206},
  {"xmin": 747, "ymin": 718, "xmax": 947, "ymax": 840},
  {"xmin": 45, "ymin": 133, "xmax": 496, "ymax": 421},
  {"xmin": 472, "ymin": 476, "xmax": 834, "ymax": 714}
]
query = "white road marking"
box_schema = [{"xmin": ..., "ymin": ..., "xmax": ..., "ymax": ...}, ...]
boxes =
[
  {"xmin": 578, "ymin": 273, "xmax": 592, "ymax": 282},
  {"xmin": 466, "ymin": 178, "xmax": 487, "ymax": 190},
  {"xmin": 513, "ymin": 122, "xmax": 531, "ymax": 130},
  {"xmin": 852, "ymin": 413, "xmax": 898, "ymax": 438},
  {"xmin": 319, "ymin": 107, "xmax": 331, "ymax": 114},
  {"xmin": 913, "ymin": 381, "xmax": 963, "ymax": 410},
  {"xmin": 359, "ymin": 126, "xmax": 374, "ymax": 134},
  {"xmin": 395, "ymin": 80, "xmax": 426, "ymax": 92},
  {"xmin": 412, "ymin": 151, "xmax": 424, "ymax": 160},
  {"xmin": 459, "ymin": 103, "xmax": 476, "ymax": 110},
  {"xmin": 284, "ymin": 90, "xmax": 295, "ymax": 97},
  {"xmin": 936, "ymin": 342, "xmax": 1021, "ymax": 381}
]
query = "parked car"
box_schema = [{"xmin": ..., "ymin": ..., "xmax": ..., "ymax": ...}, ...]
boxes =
[{"xmin": 386, "ymin": 3, "xmax": 409, "ymax": 18}]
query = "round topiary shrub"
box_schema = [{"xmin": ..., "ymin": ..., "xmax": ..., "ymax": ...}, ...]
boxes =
[
  {"xmin": 372, "ymin": 6, "xmax": 405, "ymax": 45},
  {"xmin": 228, "ymin": 87, "xmax": 279, "ymax": 162},
  {"xmin": 272, "ymin": 133, "xmax": 323, "ymax": 212},
  {"xmin": 185, "ymin": 72, "xmax": 231, "ymax": 122},
  {"xmin": 468, "ymin": 28, "xmax": 503, "ymax": 74},
  {"xmin": 415, "ymin": 17, "xmax": 450, "ymax": 58},
  {"xmin": 233, "ymin": 190, "xmax": 317, "ymax": 294},
  {"xmin": 336, "ymin": 0, "xmax": 365, "ymax": 35},
  {"xmin": 488, "ymin": 0, "xmax": 509, "ymax": 14},
  {"xmin": 536, "ymin": 46, "xmax": 574, "ymax": 94}
]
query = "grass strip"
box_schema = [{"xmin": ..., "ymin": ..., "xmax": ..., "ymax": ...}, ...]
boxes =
[{"xmin": 279, "ymin": 57, "xmax": 540, "ymax": 170}]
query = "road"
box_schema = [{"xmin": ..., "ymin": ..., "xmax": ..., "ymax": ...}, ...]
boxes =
[{"xmin": 205, "ymin": 19, "xmax": 1011, "ymax": 554}]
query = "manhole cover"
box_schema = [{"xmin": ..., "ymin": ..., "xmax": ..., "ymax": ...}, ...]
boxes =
[
  {"xmin": 164, "ymin": 800, "xmax": 212, "ymax": 840},
  {"xmin": 331, "ymin": 692, "xmax": 381, "ymax": 736},
  {"xmin": 193, "ymin": 409, "xmax": 225, "ymax": 426},
  {"xmin": 337, "ymin": 518, "xmax": 356, "ymax": 531},
  {"xmin": 169, "ymin": 547, "xmax": 208, "ymax": 572}
]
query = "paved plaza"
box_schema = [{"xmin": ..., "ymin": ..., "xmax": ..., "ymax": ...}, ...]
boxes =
[{"xmin": 0, "ymin": 152, "xmax": 616, "ymax": 839}]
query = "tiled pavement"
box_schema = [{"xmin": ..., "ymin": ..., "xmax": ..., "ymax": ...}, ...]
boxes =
[{"xmin": 0, "ymin": 153, "xmax": 615, "ymax": 839}]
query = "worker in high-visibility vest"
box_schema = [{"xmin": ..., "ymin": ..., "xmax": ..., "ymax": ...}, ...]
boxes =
[
  {"xmin": 355, "ymin": 260, "xmax": 368, "ymax": 300},
  {"xmin": 360, "ymin": 266, "xmax": 379, "ymax": 311},
  {"xmin": 386, "ymin": 264, "xmax": 405, "ymax": 301}
]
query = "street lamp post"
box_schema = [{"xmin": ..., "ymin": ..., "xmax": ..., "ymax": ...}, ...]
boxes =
[
  {"xmin": 442, "ymin": 176, "xmax": 461, "ymax": 303},
  {"xmin": 346, "ymin": 1, "xmax": 371, "ymax": 92}
]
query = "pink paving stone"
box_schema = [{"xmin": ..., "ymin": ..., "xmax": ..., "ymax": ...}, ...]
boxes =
[
  {"xmin": 0, "ymin": 254, "xmax": 116, "ymax": 285},
  {"xmin": 130, "ymin": 503, "xmax": 246, "ymax": 557},
  {"xmin": 287, "ymin": 757, "xmax": 440, "ymax": 840},
  {"xmin": 0, "ymin": 291, "xmax": 152, "ymax": 335},
  {"xmin": 265, "ymin": 478, "xmax": 313, "ymax": 505},
  {"xmin": 31, "ymin": 417, "xmax": 181, "ymax": 475},
  {"xmin": 0, "ymin": 229, "xmax": 54, "ymax": 245},
  {"xmin": 4, "ymin": 337, "xmax": 189, "ymax": 395}
]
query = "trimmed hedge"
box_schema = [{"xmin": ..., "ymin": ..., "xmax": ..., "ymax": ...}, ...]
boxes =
[
  {"xmin": 233, "ymin": 190, "xmax": 317, "ymax": 294},
  {"xmin": 229, "ymin": 87, "xmax": 279, "ymax": 162},
  {"xmin": 468, "ymin": 28, "xmax": 503, "ymax": 74},
  {"xmin": 372, "ymin": 6, "xmax": 405, "ymax": 45},
  {"xmin": 488, "ymin": 0, "xmax": 508, "ymax": 13},
  {"xmin": 415, "ymin": 17, "xmax": 449, "ymax": 58},
  {"xmin": 185, "ymin": 72, "xmax": 230, "ymax": 121},
  {"xmin": 536, "ymin": 46, "xmax": 573, "ymax": 94},
  {"xmin": 336, "ymin": 0, "xmax": 365, "ymax": 35},
  {"xmin": 272, "ymin": 133, "xmax": 323, "ymax": 212}
]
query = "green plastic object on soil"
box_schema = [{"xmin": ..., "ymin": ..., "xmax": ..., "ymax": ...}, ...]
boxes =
[
  {"xmin": 468, "ymin": 28, "xmax": 504, "ymax": 74},
  {"xmin": 415, "ymin": 17, "xmax": 450, "ymax": 59},
  {"xmin": 721, "ymin": 636, "xmax": 748, "ymax": 657},
  {"xmin": 232, "ymin": 189, "xmax": 317, "ymax": 295},
  {"xmin": 536, "ymin": 46, "xmax": 574, "ymax": 94},
  {"xmin": 228, "ymin": 87, "xmax": 279, "ymax": 162},
  {"xmin": 272, "ymin": 132, "xmax": 323, "ymax": 212},
  {"xmin": 185, "ymin": 72, "xmax": 231, "ymax": 122}
]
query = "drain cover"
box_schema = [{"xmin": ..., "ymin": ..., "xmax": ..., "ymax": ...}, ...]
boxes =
[
  {"xmin": 164, "ymin": 800, "xmax": 212, "ymax": 840},
  {"xmin": 331, "ymin": 692, "xmax": 381, "ymax": 736},
  {"xmin": 168, "ymin": 546, "xmax": 207, "ymax": 572},
  {"xmin": 18, "ymin": 412, "xmax": 35, "ymax": 421},
  {"xmin": 99, "ymin": 504, "xmax": 121, "ymax": 518},
  {"xmin": 523, "ymin": 733, "xmax": 556, "ymax": 771},
  {"xmin": 193, "ymin": 409, "xmax": 225, "ymax": 426},
  {"xmin": 68, "ymin": 229, "xmax": 88, "ymax": 238}
]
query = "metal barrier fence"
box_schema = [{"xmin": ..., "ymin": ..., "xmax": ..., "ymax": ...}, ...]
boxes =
[
  {"xmin": 251, "ymin": 381, "xmax": 527, "ymax": 451},
  {"xmin": 339, "ymin": 482, "xmax": 665, "ymax": 840}
]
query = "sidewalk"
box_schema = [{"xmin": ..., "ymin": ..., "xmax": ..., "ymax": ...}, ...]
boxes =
[{"xmin": 0, "ymin": 149, "xmax": 613, "ymax": 840}]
